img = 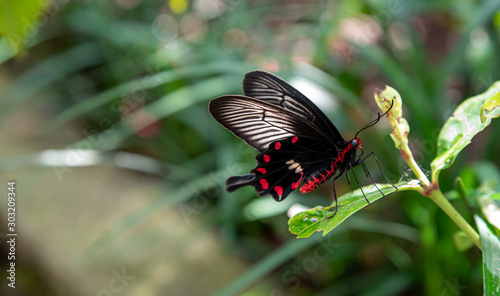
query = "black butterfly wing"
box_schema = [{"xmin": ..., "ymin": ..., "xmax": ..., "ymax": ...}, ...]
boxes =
[
  {"xmin": 226, "ymin": 135, "xmax": 337, "ymax": 201},
  {"xmin": 209, "ymin": 71, "xmax": 351, "ymax": 201},
  {"xmin": 243, "ymin": 70, "xmax": 345, "ymax": 146},
  {"xmin": 209, "ymin": 95, "xmax": 335, "ymax": 152}
]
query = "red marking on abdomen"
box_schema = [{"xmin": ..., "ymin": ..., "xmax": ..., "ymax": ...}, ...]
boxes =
[
  {"xmin": 292, "ymin": 136, "xmax": 298, "ymax": 143},
  {"xmin": 275, "ymin": 142, "xmax": 281, "ymax": 150},
  {"xmin": 256, "ymin": 168, "xmax": 267, "ymax": 174},
  {"xmin": 300, "ymin": 162, "xmax": 336, "ymax": 193},
  {"xmin": 299, "ymin": 140, "xmax": 361, "ymax": 194},
  {"xmin": 259, "ymin": 179, "xmax": 269, "ymax": 190},
  {"xmin": 274, "ymin": 186, "xmax": 283, "ymax": 197},
  {"xmin": 263, "ymin": 155, "xmax": 271, "ymax": 162}
]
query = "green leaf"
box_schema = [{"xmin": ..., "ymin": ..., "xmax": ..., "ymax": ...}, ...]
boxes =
[
  {"xmin": 475, "ymin": 216, "xmax": 500, "ymax": 296},
  {"xmin": 431, "ymin": 82, "xmax": 500, "ymax": 182},
  {"xmin": 480, "ymin": 90, "xmax": 500, "ymax": 123},
  {"xmin": 479, "ymin": 194, "xmax": 500, "ymax": 232},
  {"xmin": 288, "ymin": 181, "xmax": 418, "ymax": 238},
  {"xmin": 0, "ymin": 0, "xmax": 49, "ymax": 54}
]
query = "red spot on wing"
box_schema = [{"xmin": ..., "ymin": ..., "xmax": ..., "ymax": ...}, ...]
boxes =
[
  {"xmin": 291, "ymin": 172, "xmax": 304, "ymax": 190},
  {"xmin": 292, "ymin": 136, "xmax": 298, "ymax": 143},
  {"xmin": 259, "ymin": 179, "xmax": 269, "ymax": 190},
  {"xmin": 274, "ymin": 186, "xmax": 283, "ymax": 197},
  {"xmin": 274, "ymin": 142, "xmax": 281, "ymax": 150},
  {"xmin": 256, "ymin": 168, "xmax": 267, "ymax": 174},
  {"xmin": 263, "ymin": 154, "xmax": 271, "ymax": 162}
]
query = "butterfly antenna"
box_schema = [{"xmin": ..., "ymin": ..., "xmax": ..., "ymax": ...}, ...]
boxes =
[{"xmin": 354, "ymin": 100, "xmax": 394, "ymax": 139}]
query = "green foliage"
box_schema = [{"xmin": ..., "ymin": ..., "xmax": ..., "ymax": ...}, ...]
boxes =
[
  {"xmin": 431, "ymin": 84, "xmax": 500, "ymax": 182},
  {"xmin": 0, "ymin": 0, "xmax": 49, "ymax": 57},
  {"xmin": 1, "ymin": 0, "xmax": 500, "ymax": 295},
  {"xmin": 476, "ymin": 216, "xmax": 500, "ymax": 296},
  {"xmin": 289, "ymin": 183, "xmax": 406, "ymax": 238},
  {"xmin": 287, "ymin": 82, "xmax": 500, "ymax": 293}
]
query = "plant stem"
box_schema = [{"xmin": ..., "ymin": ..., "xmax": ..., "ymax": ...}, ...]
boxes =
[
  {"xmin": 407, "ymin": 146, "xmax": 482, "ymax": 250},
  {"xmin": 375, "ymin": 86, "xmax": 482, "ymax": 250},
  {"xmin": 402, "ymin": 144, "xmax": 431, "ymax": 187},
  {"xmin": 427, "ymin": 189, "xmax": 482, "ymax": 250},
  {"xmin": 402, "ymin": 144, "xmax": 481, "ymax": 249},
  {"xmin": 412, "ymin": 156, "xmax": 481, "ymax": 250},
  {"xmin": 374, "ymin": 87, "xmax": 482, "ymax": 250}
]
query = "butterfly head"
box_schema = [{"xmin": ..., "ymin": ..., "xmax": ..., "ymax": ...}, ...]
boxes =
[
  {"xmin": 352, "ymin": 137, "xmax": 364, "ymax": 158},
  {"xmin": 352, "ymin": 137, "xmax": 361, "ymax": 149}
]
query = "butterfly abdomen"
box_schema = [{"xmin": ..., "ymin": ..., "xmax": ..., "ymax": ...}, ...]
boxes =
[
  {"xmin": 299, "ymin": 138, "xmax": 361, "ymax": 193},
  {"xmin": 300, "ymin": 161, "xmax": 336, "ymax": 193}
]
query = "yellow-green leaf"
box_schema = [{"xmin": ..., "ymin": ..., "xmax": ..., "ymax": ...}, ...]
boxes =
[{"xmin": 0, "ymin": 0, "xmax": 49, "ymax": 53}]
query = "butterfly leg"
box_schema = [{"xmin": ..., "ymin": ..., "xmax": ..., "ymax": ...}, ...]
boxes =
[
  {"xmin": 358, "ymin": 159, "xmax": 384, "ymax": 197},
  {"xmin": 359, "ymin": 158, "xmax": 371, "ymax": 178},
  {"xmin": 323, "ymin": 179, "xmax": 339, "ymax": 220},
  {"xmin": 354, "ymin": 154, "xmax": 388, "ymax": 199},
  {"xmin": 350, "ymin": 167, "xmax": 369, "ymax": 204},
  {"xmin": 359, "ymin": 151, "xmax": 398, "ymax": 192},
  {"xmin": 323, "ymin": 172, "xmax": 347, "ymax": 220},
  {"xmin": 345, "ymin": 171, "xmax": 355, "ymax": 193}
]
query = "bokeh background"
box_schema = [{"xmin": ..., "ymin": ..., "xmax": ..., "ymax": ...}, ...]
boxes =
[{"xmin": 1, "ymin": 0, "xmax": 500, "ymax": 295}]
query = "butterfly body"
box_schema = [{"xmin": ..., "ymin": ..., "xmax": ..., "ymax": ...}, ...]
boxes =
[
  {"xmin": 209, "ymin": 70, "xmax": 387, "ymax": 203},
  {"xmin": 300, "ymin": 137, "xmax": 361, "ymax": 194}
]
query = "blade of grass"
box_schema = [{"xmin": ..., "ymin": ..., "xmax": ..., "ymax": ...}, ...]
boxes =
[
  {"xmin": 0, "ymin": 42, "xmax": 102, "ymax": 117},
  {"xmin": 39, "ymin": 61, "xmax": 244, "ymax": 134},
  {"xmin": 475, "ymin": 216, "xmax": 500, "ymax": 296},
  {"xmin": 214, "ymin": 232, "xmax": 343, "ymax": 296},
  {"xmin": 60, "ymin": 75, "xmax": 240, "ymax": 152}
]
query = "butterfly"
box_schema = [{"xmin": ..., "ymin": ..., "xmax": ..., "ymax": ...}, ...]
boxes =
[{"xmin": 209, "ymin": 70, "xmax": 393, "ymax": 211}]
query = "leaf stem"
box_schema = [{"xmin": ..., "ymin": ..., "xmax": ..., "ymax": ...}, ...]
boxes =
[
  {"xmin": 427, "ymin": 189, "xmax": 482, "ymax": 250},
  {"xmin": 404, "ymin": 129, "xmax": 482, "ymax": 250}
]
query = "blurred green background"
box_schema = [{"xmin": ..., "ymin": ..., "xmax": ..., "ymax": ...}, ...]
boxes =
[{"xmin": 1, "ymin": 0, "xmax": 499, "ymax": 295}]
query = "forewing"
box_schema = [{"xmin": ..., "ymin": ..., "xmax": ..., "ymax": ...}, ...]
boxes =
[
  {"xmin": 209, "ymin": 95, "xmax": 334, "ymax": 152},
  {"xmin": 243, "ymin": 70, "xmax": 344, "ymax": 146}
]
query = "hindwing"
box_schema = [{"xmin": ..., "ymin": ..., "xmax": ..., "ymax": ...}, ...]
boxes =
[{"xmin": 226, "ymin": 136, "xmax": 338, "ymax": 201}]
